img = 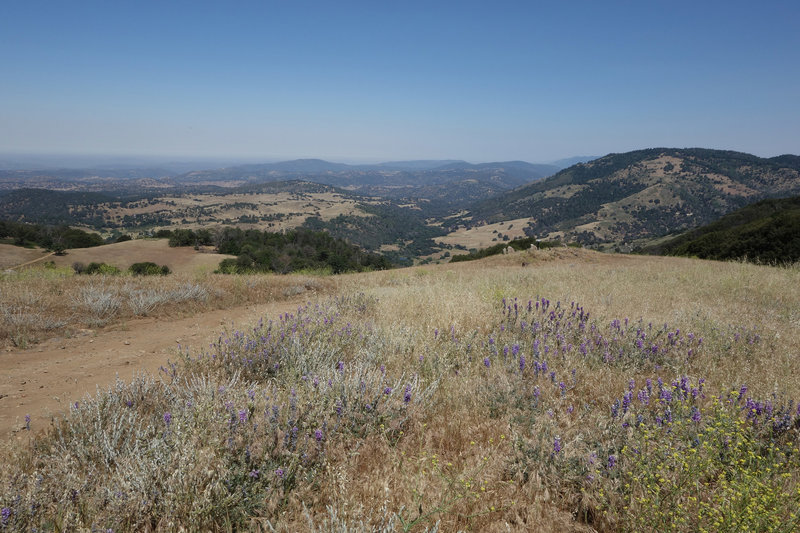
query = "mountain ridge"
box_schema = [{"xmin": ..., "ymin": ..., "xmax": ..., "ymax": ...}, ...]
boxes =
[{"xmin": 457, "ymin": 147, "xmax": 800, "ymax": 249}]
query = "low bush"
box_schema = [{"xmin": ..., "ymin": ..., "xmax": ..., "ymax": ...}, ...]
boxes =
[{"xmin": 129, "ymin": 262, "xmax": 170, "ymax": 276}]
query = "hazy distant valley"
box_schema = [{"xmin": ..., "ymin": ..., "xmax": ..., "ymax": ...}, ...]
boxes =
[{"xmin": 2, "ymin": 149, "xmax": 799, "ymax": 264}]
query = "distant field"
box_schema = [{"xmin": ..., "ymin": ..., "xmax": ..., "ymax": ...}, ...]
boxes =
[
  {"xmin": 1, "ymin": 239, "xmax": 234, "ymax": 275},
  {"xmin": 436, "ymin": 217, "xmax": 532, "ymax": 250},
  {"xmin": 99, "ymin": 191, "xmax": 378, "ymax": 233}
]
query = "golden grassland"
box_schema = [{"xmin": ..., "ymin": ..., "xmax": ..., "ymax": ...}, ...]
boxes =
[
  {"xmin": 0, "ymin": 244, "xmax": 46, "ymax": 270},
  {"xmin": 1, "ymin": 249, "xmax": 799, "ymax": 531},
  {"xmin": 435, "ymin": 218, "xmax": 532, "ymax": 251}
]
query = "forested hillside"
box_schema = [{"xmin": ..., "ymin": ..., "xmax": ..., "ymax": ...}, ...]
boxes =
[{"xmin": 650, "ymin": 195, "xmax": 800, "ymax": 263}]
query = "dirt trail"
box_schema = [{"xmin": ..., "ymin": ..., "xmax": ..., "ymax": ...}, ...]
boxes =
[
  {"xmin": 0, "ymin": 299, "xmax": 304, "ymax": 442},
  {"xmin": 6, "ymin": 251, "xmax": 55, "ymax": 271}
]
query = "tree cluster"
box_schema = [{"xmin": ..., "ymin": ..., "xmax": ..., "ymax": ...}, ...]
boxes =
[
  {"xmin": 164, "ymin": 226, "xmax": 392, "ymax": 274},
  {"xmin": 0, "ymin": 220, "xmax": 104, "ymax": 252}
]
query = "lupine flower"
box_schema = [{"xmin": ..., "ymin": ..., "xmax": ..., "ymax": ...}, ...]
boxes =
[
  {"xmin": 249, "ymin": 469, "xmax": 260, "ymax": 478},
  {"xmin": 1, "ymin": 507, "xmax": 10, "ymax": 526},
  {"xmin": 315, "ymin": 429, "xmax": 324, "ymax": 441},
  {"xmin": 404, "ymin": 385, "xmax": 412, "ymax": 404},
  {"xmin": 607, "ymin": 455, "xmax": 617, "ymax": 469},
  {"xmin": 238, "ymin": 410, "xmax": 248, "ymax": 423},
  {"xmin": 337, "ymin": 361, "xmax": 344, "ymax": 372},
  {"xmin": 519, "ymin": 355, "xmax": 526, "ymax": 372},
  {"xmin": 553, "ymin": 436, "xmax": 562, "ymax": 454},
  {"xmin": 163, "ymin": 412, "xmax": 172, "ymax": 426},
  {"xmin": 384, "ymin": 386, "xmax": 392, "ymax": 395},
  {"xmin": 484, "ymin": 357, "xmax": 491, "ymax": 368},
  {"xmin": 275, "ymin": 468, "xmax": 285, "ymax": 478}
]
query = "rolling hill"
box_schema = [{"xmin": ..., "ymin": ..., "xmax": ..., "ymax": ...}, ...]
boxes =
[{"xmin": 456, "ymin": 148, "xmax": 800, "ymax": 249}]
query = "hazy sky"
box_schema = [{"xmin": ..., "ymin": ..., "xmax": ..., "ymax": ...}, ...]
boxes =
[{"xmin": 2, "ymin": 1, "xmax": 798, "ymax": 163}]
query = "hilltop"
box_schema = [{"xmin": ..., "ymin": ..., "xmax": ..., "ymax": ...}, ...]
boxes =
[
  {"xmin": 1, "ymin": 249, "xmax": 799, "ymax": 531},
  {"xmin": 456, "ymin": 148, "xmax": 800, "ymax": 250}
]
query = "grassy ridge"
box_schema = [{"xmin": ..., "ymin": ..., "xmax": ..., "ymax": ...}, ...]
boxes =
[{"xmin": 2, "ymin": 250, "xmax": 799, "ymax": 531}]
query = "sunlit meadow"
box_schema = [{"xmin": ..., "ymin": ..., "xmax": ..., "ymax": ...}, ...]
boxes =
[{"xmin": 1, "ymin": 248, "xmax": 799, "ymax": 531}]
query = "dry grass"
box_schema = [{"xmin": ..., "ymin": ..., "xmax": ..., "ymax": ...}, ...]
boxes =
[
  {"xmin": 45, "ymin": 238, "xmax": 235, "ymax": 275},
  {"xmin": 0, "ymin": 264, "xmax": 339, "ymax": 348},
  {"xmin": 1, "ymin": 249, "xmax": 799, "ymax": 531},
  {"xmin": 435, "ymin": 218, "xmax": 532, "ymax": 251},
  {"xmin": 0, "ymin": 244, "xmax": 48, "ymax": 270}
]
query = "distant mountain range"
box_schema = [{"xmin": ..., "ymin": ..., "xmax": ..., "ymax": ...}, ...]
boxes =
[
  {"xmin": 456, "ymin": 148, "xmax": 800, "ymax": 248},
  {"xmin": 3, "ymin": 148, "xmax": 799, "ymax": 262},
  {"xmin": 169, "ymin": 159, "xmax": 560, "ymax": 212}
]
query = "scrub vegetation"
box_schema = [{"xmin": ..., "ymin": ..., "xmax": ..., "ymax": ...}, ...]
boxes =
[{"xmin": 1, "ymin": 248, "xmax": 799, "ymax": 531}]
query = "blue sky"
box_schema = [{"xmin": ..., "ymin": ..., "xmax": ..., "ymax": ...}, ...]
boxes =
[{"xmin": 1, "ymin": 1, "xmax": 798, "ymax": 163}]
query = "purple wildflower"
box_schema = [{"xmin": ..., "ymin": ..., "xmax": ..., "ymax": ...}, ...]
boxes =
[
  {"xmin": 275, "ymin": 468, "xmax": 285, "ymax": 479},
  {"xmin": 519, "ymin": 355, "xmax": 526, "ymax": 372},
  {"xmin": 163, "ymin": 412, "xmax": 172, "ymax": 426},
  {"xmin": 239, "ymin": 410, "xmax": 248, "ymax": 423},
  {"xmin": 337, "ymin": 360, "xmax": 344, "ymax": 372},
  {"xmin": 25, "ymin": 414, "xmax": 30, "ymax": 430},
  {"xmin": 553, "ymin": 436, "xmax": 562, "ymax": 454},
  {"xmin": 622, "ymin": 391, "xmax": 632, "ymax": 414},
  {"xmin": 607, "ymin": 455, "xmax": 617, "ymax": 469},
  {"xmin": 249, "ymin": 469, "xmax": 260, "ymax": 478},
  {"xmin": 637, "ymin": 389, "xmax": 650, "ymax": 406},
  {"xmin": 691, "ymin": 407, "xmax": 701, "ymax": 423},
  {"xmin": 1, "ymin": 507, "xmax": 9, "ymax": 526},
  {"xmin": 384, "ymin": 386, "xmax": 392, "ymax": 395},
  {"xmin": 484, "ymin": 357, "xmax": 491, "ymax": 368},
  {"xmin": 404, "ymin": 385, "xmax": 412, "ymax": 404},
  {"xmin": 315, "ymin": 429, "xmax": 324, "ymax": 441}
]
